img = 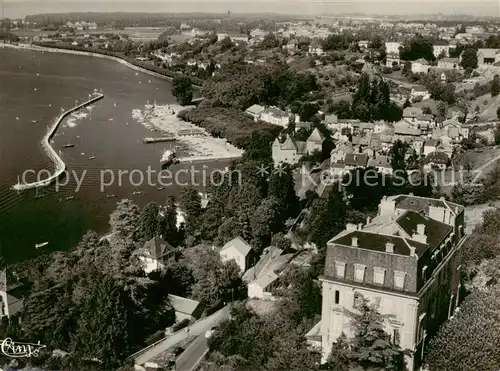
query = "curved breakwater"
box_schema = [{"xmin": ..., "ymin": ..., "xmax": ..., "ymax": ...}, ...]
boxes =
[{"xmin": 12, "ymin": 93, "xmax": 104, "ymax": 191}]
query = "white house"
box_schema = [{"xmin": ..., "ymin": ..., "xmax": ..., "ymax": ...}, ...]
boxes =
[
  {"xmin": 411, "ymin": 86, "xmax": 430, "ymax": 100},
  {"xmin": 432, "ymin": 41, "xmax": 450, "ymax": 58},
  {"xmin": 386, "ymin": 53, "xmax": 400, "ymax": 67},
  {"xmin": 411, "ymin": 59, "xmax": 430, "ymax": 74},
  {"xmin": 0, "ymin": 271, "xmax": 23, "ymax": 319},
  {"xmin": 437, "ymin": 57, "xmax": 461, "ymax": 70},
  {"xmin": 385, "ymin": 41, "xmax": 401, "ymax": 55},
  {"xmin": 423, "ymin": 139, "xmax": 439, "ymax": 156},
  {"xmin": 476, "ymin": 48, "xmax": 500, "ymax": 65},
  {"xmin": 245, "ymin": 104, "xmax": 266, "ymax": 121},
  {"xmin": 260, "ymin": 107, "xmax": 291, "ymax": 127},
  {"xmin": 273, "ymin": 130, "xmax": 325, "ymax": 165},
  {"xmin": 138, "ymin": 236, "xmax": 175, "ymax": 274},
  {"xmin": 219, "ymin": 237, "xmax": 253, "ymax": 274}
]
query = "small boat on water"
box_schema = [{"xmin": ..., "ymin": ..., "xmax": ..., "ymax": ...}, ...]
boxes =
[
  {"xmin": 157, "ymin": 187, "xmax": 164, "ymax": 191},
  {"xmin": 89, "ymin": 156, "xmax": 96, "ymax": 160},
  {"xmin": 132, "ymin": 191, "xmax": 142, "ymax": 195},
  {"xmin": 106, "ymin": 194, "xmax": 117, "ymax": 199},
  {"xmin": 66, "ymin": 196, "xmax": 74, "ymax": 201},
  {"xmin": 62, "ymin": 143, "xmax": 74, "ymax": 148},
  {"xmin": 31, "ymin": 120, "xmax": 38, "ymax": 123},
  {"xmin": 35, "ymin": 242, "xmax": 49, "ymax": 249}
]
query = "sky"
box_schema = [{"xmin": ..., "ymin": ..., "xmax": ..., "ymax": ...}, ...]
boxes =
[{"xmin": 2, "ymin": 0, "xmax": 499, "ymax": 18}]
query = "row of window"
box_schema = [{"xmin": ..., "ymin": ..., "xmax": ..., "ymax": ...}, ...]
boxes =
[{"xmin": 334, "ymin": 261, "xmax": 406, "ymax": 289}]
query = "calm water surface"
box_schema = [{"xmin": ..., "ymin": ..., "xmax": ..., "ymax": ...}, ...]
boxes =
[{"xmin": 0, "ymin": 48, "xmax": 228, "ymax": 263}]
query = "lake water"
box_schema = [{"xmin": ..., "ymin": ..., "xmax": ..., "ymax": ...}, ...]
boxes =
[{"xmin": 0, "ymin": 47, "xmax": 230, "ymax": 263}]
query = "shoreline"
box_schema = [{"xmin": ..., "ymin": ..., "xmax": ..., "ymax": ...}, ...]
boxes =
[
  {"xmin": 0, "ymin": 42, "xmax": 202, "ymax": 87},
  {"xmin": 132, "ymin": 104, "xmax": 244, "ymax": 163},
  {"xmin": 12, "ymin": 93, "xmax": 104, "ymax": 191}
]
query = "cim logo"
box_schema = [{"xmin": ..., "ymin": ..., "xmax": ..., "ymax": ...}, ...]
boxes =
[{"xmin": 0, "ymin": 338, "xmax": 46, "ymax": 358}]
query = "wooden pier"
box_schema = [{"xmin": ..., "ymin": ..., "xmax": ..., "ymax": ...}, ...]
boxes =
[
  {"xmin": 143, "ymin": 136, "xmax": 177, "ymax": 144},
  {"xmin": 12, "ymin": 93, "xmax": 104, "ymax": 191}
]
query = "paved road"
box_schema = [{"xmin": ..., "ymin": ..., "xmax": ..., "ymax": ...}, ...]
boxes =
[
  {"xmin": 134, "ymin": 306, "xmax": 229, "ymax": 366},
  {"xmin": 175, "ymin": 333, "xmax": 209, "ymax": 371}
]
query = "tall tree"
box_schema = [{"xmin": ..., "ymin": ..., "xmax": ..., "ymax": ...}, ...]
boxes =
[
  {"xmin": 491, "ymin": 74, "xmax": 500, "ymax": 97},
  {"xmin": 460, "ymin": 48, "xmax": 478, "ymax": 70},
  {"xmin": 172, "ymin": 76, "xmax": 193, "ymax": 105},
  {"xmin": 348, "ymin": 297, "xmax": 407, "ymax": 371},
  {"xmin": 179, "ymin": 187, "xmax": 202, "ymax": 236},
  {"xmin": 139, "ymin": 202, "xmax": 161, "ymax": 241},
  {"xmin": 109, "ymin": 199, "xmax": 140, "ymax": 241},
  {"xmin": 425, "ymin": 284, "xmax": 500, "ymax": 371},
  {"xmin": 73, "ymin": 275, "xmax": 133, "ymax": 368}
]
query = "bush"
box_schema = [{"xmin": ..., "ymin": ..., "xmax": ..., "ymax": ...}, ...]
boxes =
[{"xmin": 177, "ymin": 107, "xmax": 281, "ymax": 150}]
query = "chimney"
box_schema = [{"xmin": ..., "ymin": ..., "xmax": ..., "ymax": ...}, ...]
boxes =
[
  {"xmin": 409, "ymin": 245, "xmax": 416, "ymax": 257},
  {"xmin": 358, "ymin": 223, "xmax": 363, "ymax": 231},
  {"xmin": 346, "ymin": 223, "xmax": 357, "ymax": 232},
  {"xmin": 366, "ymin": 216, "xmax": 371, "ymax": 225},
  {"xmin": 412, "ymin": 224, "xmax": 427, "ymax": 244},
  {"xmin": 409, "ymin": 192, "xmax": 414, "ymax": 196},
  {"xmin": 385, "ymin": 242, "xmax": 394, "ymax": 253},
  {"xmin": 351, "ymin": 236, "xmax": 358, "ymax": 247},
  {"xmin": 454, "ymin": 206, "xmax": 459, "ymax": 214}
]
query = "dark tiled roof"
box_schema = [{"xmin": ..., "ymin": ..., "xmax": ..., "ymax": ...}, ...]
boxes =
[
  {"xmin": 392, "ymin": 194, "xmax": 464, "ymax": 214},
  {"xmin": 143, "ymin": 236, "xmax": 173, "ymax": 260},
  {"xmin": 425, "ymin": 151, "xmax": 449, "ymax": 164},
  {"xmin": 344, "ymin": 153, "xmax": 369, "ymax": 167},
  {"xmin": 332, "ymin": 230, "xmax": 428, "ymax": 257},
  {"xmin": 396, "ymin": 210, "xmax": 453, "ymax": 250}
]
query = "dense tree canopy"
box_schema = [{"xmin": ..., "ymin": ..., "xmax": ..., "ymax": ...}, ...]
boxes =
[
  {"xmin": 172, "ymin": 75, "xmax": 194, "ymax": 105},
  {"xmin": 399, "ymin": 36, "xmax": 435, "ymax": 61}
]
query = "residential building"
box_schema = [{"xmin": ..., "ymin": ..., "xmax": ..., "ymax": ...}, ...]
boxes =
[
  {"xmin": 432, "ymin": 41, "xmax": 450, "ymax": 58},
  {"xmin": 358, "ymin": 40, "xmax": 369, "ymax": 49},
  {"xmin": 367, "ymin": 155, "xmax": 393, "ymax": 175},
  {"xmin": 138, "ymin": 236, "xmax": 176, "ymax": 274},
  {"xmin": 167, "ymin": 294, "xmax": 205, "ymax": 323},
  {"xmin": 394, "ymin": 120, "xmax": 422, "ymax": 138},
  {"xmin": 411, "ymin": 59, "xmax": 431, "ymax": 74},
  {"xmin": 437, "ymin": 57, "xmax": 461, "ymax": 70},
  {"xmin": 423, "ymin": 139, "xmax": 439, "ymax": 156},
  {"xmin": 219, "ymin": 237, "xmax": 253, "ymax": 274},
  {"xmin": 245, "ymin": 104, "xmax": 266, "ymax": 121},
  {"xmin": 476, "ymin": 48, "xmax": 500, "ymax": 65},
  {"xmin": 330, "ymin": 142, "xmax": 354, "ymax": 164},
  {"xmin": 260, "ymin": 107, "xmax": 292, "ymax": 127},
  {"xmin": 411, "ymin": 86, "xmax": 430, "ymax": 100},
  {"xmin": 386, "ymin": 53, "xmax": 401, "ymax": 67},
  {"xmin": 245, "ymin": 247, "xmax": 294, "ymax": 300},
  {"xmin": 424, "ymin": 151, "xmax": 449, "ymax": 170},
  {"xmin": 317, "ymin": 195, "xmax": 466, "ymax": 370},
  {"xmin": 385, "ymin": 41, "xmax": 401, "ymax": 55},
  {"xmin": 344, "ymin": 153, "xmax": 369, "ymax": 170},
  {"xmin": 309, "ymin": 40, "xmax": 324, "ymax": 56},
  {"xmin": 273, "ymin": 130, "xmax": 325, "ymax": 165}
]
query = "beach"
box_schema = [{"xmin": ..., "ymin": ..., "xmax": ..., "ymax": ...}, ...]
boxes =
[{"xmin": 132, "ymin": 104, "xmax": 244, "ymax": 163}]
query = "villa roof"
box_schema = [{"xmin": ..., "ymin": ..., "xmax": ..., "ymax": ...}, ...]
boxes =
[
  {"xmin": 168, "ymin": 294, "xmax": 204, "ymax": 317},
  {"xmin": 391, "ymin": 194, "xmax": 464, "ymax": 215},
  {"xmin": 262, "ymin": 107, "xmax": 289, "ymax": 118},
  {"xmin": 414, "ymin": 58, "xmax": 429, "ymax": 65},
  {"xmin": 368, "ymin": 155, "xmax": 391, "ymax": 168},
  {"xmin": 221, "ymin": 237, "xmax": 252, "ymax": 257},
  {"xmin": 281, "ymin": 135, "xmax": 298, "ymax": 151},
  {"xmin": 396, "ymin": 210, "xmax": 453, "ymax": 250},
  {"xmin": 403, "ymin": 107, "xmax": 423, "ymax": 118},
  {"xmin": 344, "ymin": 153, "xmax": 369, "ymax": 167},
  {"xmin": 477, "ymin": 48, "xmax": 500, "ymax": 59},
  {"xmin": 332, "ymin": 230, "xmax": 428, "ymax": 257},
  {"xmin": 425, "ymin": 151, "xmax": 449, "ymax": 164},
  {"xmin": 307, "ymin": 128, "xmax": 325, "ymax": 143},
  {"xmin": 246, "ymin": 104, "xmax": 265, "ymax": 116},
  {"xmin": 412, "ymin": 85, "xmax": 428, "ymax": 92},
  {"xmin": 142, "ymin": 236, "xmax": 174, "ymax": 260}
]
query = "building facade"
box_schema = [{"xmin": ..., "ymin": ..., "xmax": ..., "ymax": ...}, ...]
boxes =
[{"xmin": 318, "ymin": 195, "xmax": 466, "ymax": 370}]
